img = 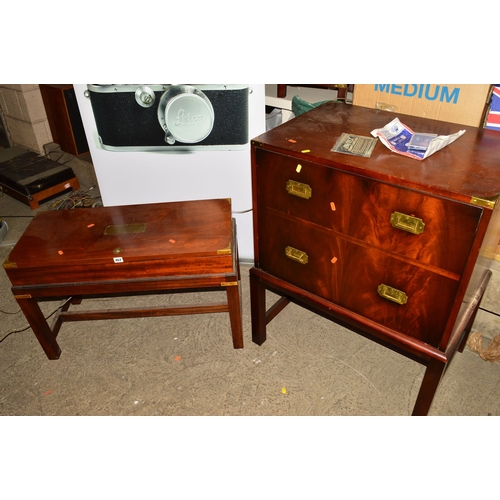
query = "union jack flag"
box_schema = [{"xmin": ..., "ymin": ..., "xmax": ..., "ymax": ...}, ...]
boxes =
[{"xmin": 485, "ymin": 85, "xmax": 500, "ymax": 131}]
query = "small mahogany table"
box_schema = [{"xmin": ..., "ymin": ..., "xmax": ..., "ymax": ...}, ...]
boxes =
[{"xmin": 3, "ymin": 199, "xmax": 243, "ymax": 359}]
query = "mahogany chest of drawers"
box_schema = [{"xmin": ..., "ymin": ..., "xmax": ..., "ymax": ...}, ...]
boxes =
[{"xmin": 250, "ymin": 102, "xmax": 500, "ymax": 415}]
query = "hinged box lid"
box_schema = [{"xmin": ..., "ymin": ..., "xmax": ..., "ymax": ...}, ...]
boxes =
[{"xmin": 4, "ymin": 199, "xmax": 234, "ymax": 285}]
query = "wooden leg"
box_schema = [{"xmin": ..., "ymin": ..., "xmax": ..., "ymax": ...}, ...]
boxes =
[
  {"xmin": 226, "ymin": 283, "xmax": 244, "ymax": 349},
  {"xmin": 458, "ymin": 301, "xmax": 481, "ymax": 353},
  {"xmin": 336, "ymin": 87, "xmax": 347, "ymax": 101},
  {"xmin": 250, "ymin": 269, "xmax": 267, "ymax": 345},
  {"xmin": 15, "ymin": 296, "xmax": 61, "ymax": 359},
  {"xmin": 411, "ymin": 358, "xmax": 446, "ymax": 416},
  {"xmin": 277, "ymin": 84, "xmax": 287, "ymax": 98}
]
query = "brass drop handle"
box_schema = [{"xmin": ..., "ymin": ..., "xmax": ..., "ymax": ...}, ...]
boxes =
[
  {"xmin": 377, "ymin": 284, "xmax": 408, "ymax": 305},
  {"xmin": 390, "ymin": 212, "xmax": 425, "ymax": 235},
  {"xmin": 286, "ymin": 180, "xmax": 312, "ymax": 199},
  {"xmin": 285, "ymin": 246, "xmax": 308, "ymax": 264}
]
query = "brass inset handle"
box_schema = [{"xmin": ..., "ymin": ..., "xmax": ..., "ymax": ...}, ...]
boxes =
[
  {"xmin": 286, "ymin": 180, "xmax": 312, "ymax": 199},
  {"xmin": 377, "ymin": 284, "xmax": 408, "ymax": 305},
  {"xmin": 390, "ymin": 212, "xmax": 425, "ymax": 235},
  {"xmin": 285, "ymin": 246, "xmax": 308, "ymax": 264}
]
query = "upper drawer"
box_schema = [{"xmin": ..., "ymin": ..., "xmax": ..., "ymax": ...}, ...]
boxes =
[{"xmin": 253, "ymin": 148, "xmax": 482, "ymax": 276}]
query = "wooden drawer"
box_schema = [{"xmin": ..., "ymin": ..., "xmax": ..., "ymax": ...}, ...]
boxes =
[
  {"xmin": 255, "ymin": 148, "xmax": 482, "ymax": 276},
  {"xmin": 257, "ymin": 209, "xmax": 460, "ymax": 346}
]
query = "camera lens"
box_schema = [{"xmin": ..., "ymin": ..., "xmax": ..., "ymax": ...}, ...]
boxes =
[{"xmin": 158, "ymin": 85, "xmax": 214, "ymax": 144}]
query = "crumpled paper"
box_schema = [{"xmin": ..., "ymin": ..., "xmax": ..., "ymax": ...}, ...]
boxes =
[
  {"xmin": 371, "ymin": 117, "xmax": 466, "ymax": 160},
  {"xmin": 467, "ymin": 332, "xmax": 500, "ymax": 362}
]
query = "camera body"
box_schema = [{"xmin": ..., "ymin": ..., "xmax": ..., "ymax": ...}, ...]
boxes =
[{"xmin": 85, "ymin": 84, "xmax": 250, "ymax": 151}]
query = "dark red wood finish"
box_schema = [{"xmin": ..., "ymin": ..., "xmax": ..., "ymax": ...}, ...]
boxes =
[
  {"xmin": 3, "ymin": 199, "xmax": 244, "ymax": 358},
  {"xmin": 250, "ymin": 102, "xmax": 500, "ymax": 415}
]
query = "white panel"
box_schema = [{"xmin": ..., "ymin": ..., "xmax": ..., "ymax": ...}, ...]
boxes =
[{"xmin": 74, "ymin": 84, "xmax": 265, "ymax": 260}]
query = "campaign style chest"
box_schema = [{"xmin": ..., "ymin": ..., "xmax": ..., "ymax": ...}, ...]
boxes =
[
  {"xmin": 4, "ymin": 199, "xmax": 244, "ymax": 359},
  {"xmin": 250, "ymin": 102, "xmax": 500, "ymax": 415}
]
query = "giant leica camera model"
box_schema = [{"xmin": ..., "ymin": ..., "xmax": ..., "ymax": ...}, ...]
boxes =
[{"xmin": 84, "ymin": 84, "xmax": 250, "ymax": 151}]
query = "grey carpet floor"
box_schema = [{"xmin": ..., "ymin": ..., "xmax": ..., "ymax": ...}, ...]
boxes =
[{"xmin": 1, "ymin": 187, "xmax": 500, "ymax": 417}]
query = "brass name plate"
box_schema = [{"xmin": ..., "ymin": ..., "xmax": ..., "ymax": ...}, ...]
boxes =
[{"xmin": 104, "ymin": 223, "xmax": 147, "ymax": 235}]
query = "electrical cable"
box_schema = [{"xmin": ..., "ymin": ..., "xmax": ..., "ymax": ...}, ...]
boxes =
[
  {"xmin": 0, "ymin": 297, "xmax": 72, "ymax": 346},
  {"xmin": 232, "ymin": 208, "xmax": 253, "ymax": 214},
  {"xmin": 41, "ymin": 151, "xmax": 71, "ymax": 166},
  {"xmin": 49, "ymin": 185, "xmax": 101, "ymax": 210},
  {"xmin": 479, "ymin": 306, "xmax": 500, "ymax": 318}
]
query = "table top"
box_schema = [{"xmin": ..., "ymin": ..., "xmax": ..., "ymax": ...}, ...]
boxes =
[
  {"xmin": 253, "ymin": 102, "xmax": 500, "ymax": 204},
  {"xmin": 4, "ymin": 199, "xmax": 234, "ymax": 282}
]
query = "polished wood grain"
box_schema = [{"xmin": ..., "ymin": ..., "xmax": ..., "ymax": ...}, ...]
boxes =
[
  {"xmin": 5, "ymin": 200, "xmax": 234, "ymax": 286},
  {"xmin": 3, "ymin": 199, "xmax": 243, "ymax": 358},
  {"xmin": 250, "ymin": 102, "xmax": 500, "ymax": 415},
  {"xmin": 255, "ymin": 148, "xmax": 481, "ymax": 276},
  {"xmin": 257, "ymin": 208, "xmax": 459, "ymax": 346},
  {"xmin": 253, "ymin": 102, "xmax": 500, "ymax": 201}
]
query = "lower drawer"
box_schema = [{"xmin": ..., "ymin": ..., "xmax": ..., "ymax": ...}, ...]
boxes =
[{"xmin": 257, "ymin": 210, "xmax": 460, "ymax": 347}]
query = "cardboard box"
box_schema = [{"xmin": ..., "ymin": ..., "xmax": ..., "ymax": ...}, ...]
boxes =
[{"xmin": 353, "ymin": 84, "xmax": 492, "ymax": 127}]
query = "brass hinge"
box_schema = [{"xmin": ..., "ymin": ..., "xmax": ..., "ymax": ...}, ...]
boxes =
[{"xmin": 470, "ymin": 194, "xmax": 500, "ymax": 209}]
